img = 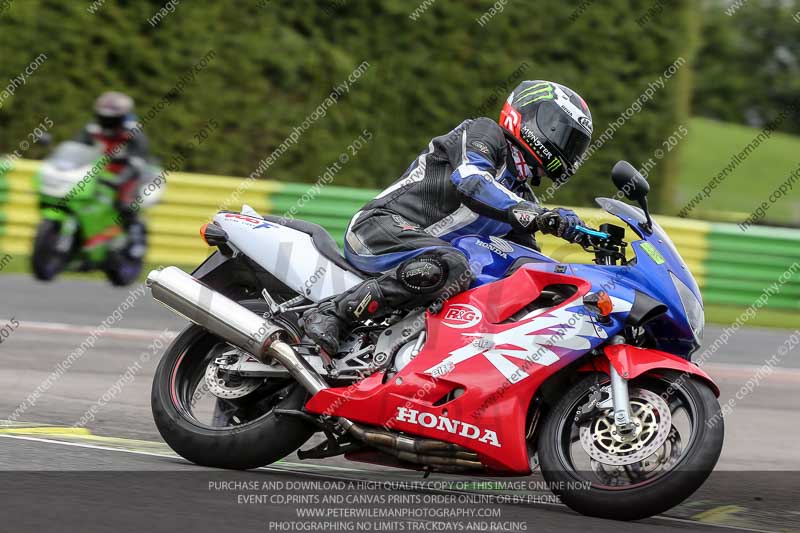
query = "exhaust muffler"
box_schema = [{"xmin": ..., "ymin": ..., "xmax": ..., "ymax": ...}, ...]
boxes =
[{"xmin": 146, "ymin": 266, "xmax": 329, "ymax": 395}]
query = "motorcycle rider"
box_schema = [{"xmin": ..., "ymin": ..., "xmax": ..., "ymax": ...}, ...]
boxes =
[
  {"xmin": 75, "ymin": 91, "xmax": 150, "ymax": 258},
  {"xmin": 304, "ymin": 80, "xmax": 594, "ymax": 355}
]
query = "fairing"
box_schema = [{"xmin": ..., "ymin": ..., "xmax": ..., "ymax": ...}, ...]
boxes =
[
  {"xmin": 602, "ymin": 344, "xmax": 719, "ymax": 396},
  {"xmin": 305, "ymin": 266, "xmax": 614, "ymax": 473},
  {"xmin": 595, "ymin": 197, "xmax": 701, "ymax": 302},
  {"xmin": 594, "ymin": 197, "xmax": 703, "ymax": 356},
  {"xmin": 35, "ymin": 142, "xmax": 122, "ymax": 260},
  {"xmin": 38, "ymin": 142, "xmax": 105, "ymax": 201}
]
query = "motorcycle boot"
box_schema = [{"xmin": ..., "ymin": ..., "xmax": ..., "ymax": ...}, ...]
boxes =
[{"xmin": 303, "ymin": 278, "xmax": 391, "ymax": 356}]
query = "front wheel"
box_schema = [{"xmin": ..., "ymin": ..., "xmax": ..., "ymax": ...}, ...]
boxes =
[
  {"xmin": 31, "ymin": 220, "xmax": 70, "ymax": 281},
  {"xmin": 538, "ymin": 370, "xmax": 724, "ymax": 521},
  {"xmin": 105, "ymin": 251, "xmax": 142, "ymax": 286}
]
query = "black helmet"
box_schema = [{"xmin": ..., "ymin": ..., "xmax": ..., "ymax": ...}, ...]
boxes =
[
  {"xmin": 499, "ymin": 80, "xmax": 593, "ymax": 182},
  {"xmin": 94, "ymin": 91, "xmax": 134, "ymax": 132}
]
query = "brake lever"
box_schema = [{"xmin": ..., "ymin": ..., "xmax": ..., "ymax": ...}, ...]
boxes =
[
  {"xmin": 575, "ymin": 225, "xmax": 611, "ymax": 240},
  {"xmin": 572, "ymin": 232, "xmax": 590, "ymax": 248},
  {"xmin": 572, "ymin": 225, "xmax": 610, "ymax": 249}
]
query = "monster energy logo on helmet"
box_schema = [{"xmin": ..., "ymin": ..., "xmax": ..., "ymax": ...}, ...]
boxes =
[
  {"xmin": 520, "ymin": 124, "xmax": 562, "ymax": 172},
  {"xmin": 514, "ymin": 82, "xmax": 554, "ymax": 107},
  {"xmin": 546, "ymin": 158, "xmax": 562, "ymax": 171}
]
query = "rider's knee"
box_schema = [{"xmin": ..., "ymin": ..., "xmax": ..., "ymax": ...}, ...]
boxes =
[
  {"xmin": 397, "ymin": 249, "xmax": 472, "ymax": 297},
  {"xmin": 439, "ymin": 249, "xmax": 473, "ymax": 294}
]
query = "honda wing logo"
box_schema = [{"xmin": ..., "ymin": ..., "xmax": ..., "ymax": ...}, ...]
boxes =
[{"xmin": 488, "ymin": 236, "xmax": 514, "ymax": 253}]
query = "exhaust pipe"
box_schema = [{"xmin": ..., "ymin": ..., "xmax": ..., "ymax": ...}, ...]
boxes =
[
  {"xmin": 146, "ymin": 267, "xmax": 328, "ymax": 395},
  {"xmin": 347, "ymin": 423, "xmax": 483, "ymax": 470},
  {"xmin": 348, "ymin": 424, "xmax": 471, "ymax": 455}
]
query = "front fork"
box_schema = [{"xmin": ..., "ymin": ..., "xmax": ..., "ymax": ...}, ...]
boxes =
[
  {"xmin": 599, "ymin": 335, "xmax": 635, "ymax": 434},
  {"xmin": 609, "ymin": 363, "xmax": 635, "ymax": 432},
  {"xmin": 56, "ymin": 217, "xmax": 77, "ymax": 253},
  {"xmin": 42, "ymin": 208, "xmax": 77, "ymax": 253}
]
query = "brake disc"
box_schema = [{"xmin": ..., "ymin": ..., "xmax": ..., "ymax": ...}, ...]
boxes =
[
  {"xmin": 579, "ymin": 388, "xmax": 672, "ymax": 466},
  {"xmin": 204, "ymin": 359, "xmax": 263, "ymax": 399},
  {"xmin": 589, "ymin": 426, "xmax": 683, "ymax": 485}
]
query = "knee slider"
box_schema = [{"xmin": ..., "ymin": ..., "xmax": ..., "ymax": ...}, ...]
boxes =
[
  {"xmin": 398, "ymin": 254, "xmax": 448, "ymax": 294},
  {"xmin": 398, "ymin": 249, "xmax": 472, "ymax": 295}
]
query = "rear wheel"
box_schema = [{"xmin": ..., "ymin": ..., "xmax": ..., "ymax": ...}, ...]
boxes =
[
  {"xmin": 538, "ymin": 370, "xmax": 723, "ymax": 521},
  {"xmin": 31, "ymin": 220, "xmax": 69, "ymax": 281},
  {"xmin": 151, "ymin": 301, "xmax": 315, "ymax": 470}
]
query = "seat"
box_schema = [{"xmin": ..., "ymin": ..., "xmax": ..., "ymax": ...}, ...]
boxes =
[{"xmin": 261, "ymin": 216, "xmax": 370, "ymax": 278}]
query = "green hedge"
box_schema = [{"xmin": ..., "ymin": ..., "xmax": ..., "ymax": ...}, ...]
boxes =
[
  {"xmin": 693, "ymin": 0, "xmax": 800, "ymax": 135},
  {"xmin": 0, "ymin": 0, "xmax": 694, "ymax": 210}
]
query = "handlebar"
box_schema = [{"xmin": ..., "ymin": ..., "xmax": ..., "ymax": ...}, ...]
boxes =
[
  {"xmin": 540, "ymin": 213, "xmax": 618, "ymax": 245},
  {"xmin": 574, "ymin": 225, "xmax": 627, "ymax": 265},
  {"xmin": 540, "ymin": 214, "xmax": 609, "ymax": 239},
  {"xmin": 541, "ymin": 215, "xmax": 610, "ymax": 240},
  {"xmin": 539, "ymin": 214, "xmax": 626, "ymax": 264},
  {"xmin": 572, "ymin": 225, "xmax": 613, "ymax": 251}
]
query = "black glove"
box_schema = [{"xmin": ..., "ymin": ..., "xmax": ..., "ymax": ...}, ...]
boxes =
[{"xmin": 535, "ymin": 208, "xmax": 584, "ymax": 241}]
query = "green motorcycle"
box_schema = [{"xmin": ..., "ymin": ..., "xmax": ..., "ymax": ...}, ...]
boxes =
[{"xmin": 32, "ymin": 141, "xmax": 160, "ymax": 286}]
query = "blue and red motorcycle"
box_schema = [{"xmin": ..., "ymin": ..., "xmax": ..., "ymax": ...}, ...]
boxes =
[{"xmin": 147, "ymin": 160, "xmax": 722, "ymax": 521}]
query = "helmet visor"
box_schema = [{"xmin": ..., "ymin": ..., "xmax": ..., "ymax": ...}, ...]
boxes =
[
  {"xmin": 536, "ymin": 103, "xmax": 591, "ymax": 169},
  {"xmin": 97, "ymin": 114, "xmax": 124, "ymax": 131}
]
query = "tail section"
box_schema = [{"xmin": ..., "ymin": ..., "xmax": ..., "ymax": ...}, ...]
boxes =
[{"xmin": 214, "ymin": 207, "xmax": 363, "ymax": 301}]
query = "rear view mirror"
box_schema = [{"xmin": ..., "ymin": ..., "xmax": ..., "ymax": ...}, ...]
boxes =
[
  {"xmin": 34, "ymin": 132, "xmax": 53, "ymax": 147},
  {"xmin": 611, "ymin": 160, "xmax": 652, "ymax": 233},
  {"xmin": 612, "ymin": 160, "xmax": 650, "ymax": 202}
]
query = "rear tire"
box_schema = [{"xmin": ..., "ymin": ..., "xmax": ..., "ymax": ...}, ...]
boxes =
[
  {"xmin": 151, "ymin": 302, "xmax": 315, "ymax": 470},
  {"xmin": 31, "ymin": 220, "xmax": 69, "ymax": 281},
  {"xmin": 538, "ymin": 371, "xmax": 723, "ymax": 521}
]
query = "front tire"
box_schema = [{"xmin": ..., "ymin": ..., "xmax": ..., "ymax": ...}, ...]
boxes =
[
  {"xmin": 538, "ymin": 371, "xmax": 723, "ymax": 521},
  {"xmin": 105, "ymin": 251, "xmax": 142, "ymax": 286},
  {"xmin": 151, "ymin": 301, "xmax": 316, "ymax": 470},
  {"xmin": 31, "ymin": 220, "xmax": 69, "ymax": 281}
]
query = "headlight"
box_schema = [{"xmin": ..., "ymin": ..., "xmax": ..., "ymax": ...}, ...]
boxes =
[{"xmin": 669, "ymin": 271, "xmax": 704, "ymax": 343}]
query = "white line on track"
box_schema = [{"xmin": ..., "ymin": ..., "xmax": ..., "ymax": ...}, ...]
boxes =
[
  {"xmin": 0, "ymin": 433, "xmax": 182, "ymax": 461},
  {"xmin": 0, "ymin": 433, "xmax": 773, "ymax": 532},
  {"xmin": 4, "ymin": 318, "xmax": 178, "ymax": 340},
  {"xmin": 0, "ymin": 433, "xmax": 359, "ymax": 473}
]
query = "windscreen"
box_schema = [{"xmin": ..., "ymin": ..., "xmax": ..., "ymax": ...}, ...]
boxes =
[
  {"xmin": 46, "ymin": 141, "xmax": 102, "ymax": 170},
  {"xmin": 595, "ymin": 197, "xmax": 701, "ymax": 300}
]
